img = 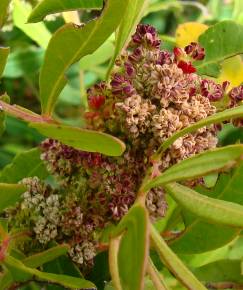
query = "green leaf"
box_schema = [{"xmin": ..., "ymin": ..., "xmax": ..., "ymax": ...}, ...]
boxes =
[
  {"xmin": 23, "ymin": 245, "xmax": 69, "ymax": 268},
  {"xmin": 0, "ymin": 0, "xmax": 10, "ymax": 28},
  {"xmin": 30, "ymin": 122, "xmax": 125, "ymax": 157},
  {"xmin": 28, "ymin": 0, "xmax": 103, "ymax": 23},
  {"xmin": 0, "ymin": 183, "xmax": 26, "ymax": 212},
  {"xmin": 165, "ymin": 182, "xmax": 243, "ymax": 228},
  {"xmin": 157, "ymin": 105, "xmax": 243, "ymax": 156},
  {"xmin": 39, "ymin": 0, "xmax": 128, "ymax": 116},
  {"xmin": 13, "ymin": 0, "xmax": 51, "ymax": 49},
  {"xmin": 195, "ymin": 20, "xmax": 243, "ymax": 76},
  {"xmin": 171, "ymin": 164, "xmax": 243, "ymax": 254},
  {"xmin": 0, "ymin": 47, "xmax": 10, "ymax": 78},
  {"xmin": 80, "ymin": 36, "xmax": 114, "ymax": 70},
  {"xmin": 110, "ymin": 205, "xmax": 149, "ymax": 290},
  {"xmin": 146, "ymin": 145, "xmax": 243, "ymax": 191},
  {"xmin": 193, "ymin": 259, "xmax": 243, "ymax": 284},
  {"xmin": 150, "ymin": 225, "xmax": 207, "ymax": 290},
  {"xmin": 4, "ymin": 255, "xmax": 96, "ymax": 289},
  {"xmin": 0, "ymin": 148, "xmax": 48, "ymax": 183},
  {"xmin": 107, "ymin": 0, "xmax": 148, "ymax": 76}
]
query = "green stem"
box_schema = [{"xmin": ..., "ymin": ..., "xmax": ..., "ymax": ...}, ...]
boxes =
[
  {"xmin": 109, "ymin": 236, "xmax": 122, "ymax": 290},
  {"xmin": 147, "ymin": 258, "xmax": 170, "ymax": 290},
  {"xmin": 150, "ymin": 224, "xmax": 207, "ymax": 290}
]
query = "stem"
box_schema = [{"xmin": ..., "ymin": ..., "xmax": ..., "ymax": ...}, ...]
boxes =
[
  {"xmin": 0, "ymin": 100, "xmax": 55, "ymax": 124},
  {"xmin": 150, "ymin": 224, "xmax": 207, "ymax": 290},
  {"xmin": 109, "ymin": 236, "xmax": 122, "ymax": 290},
  {"xmin": 147, "ymin": 258, "xmax": 170, "ymax": 290}
]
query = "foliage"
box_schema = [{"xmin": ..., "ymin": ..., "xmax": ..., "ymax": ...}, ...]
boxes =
[{"xmin": 0, "ymin": 0, "xmax": 243, "ymax": 290}]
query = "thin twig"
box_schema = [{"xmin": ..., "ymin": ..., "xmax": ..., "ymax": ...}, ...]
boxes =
[{"xmin": 147, "ymin": 258, "xmax": 171, "ymax": 290}]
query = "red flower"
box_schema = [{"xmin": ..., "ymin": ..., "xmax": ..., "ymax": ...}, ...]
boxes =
[
  {"xmin": 88, "ymin": 95, "xmax": 105, "ymax": 110},
  {"xmin": 177, "ymin": 60, "xmax": 196, "ymax": 74}
]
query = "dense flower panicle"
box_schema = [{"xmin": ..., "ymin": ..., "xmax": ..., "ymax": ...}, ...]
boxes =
[{"xmin": 8, "ymin": 24, "xmax": 239, "ymax": 270}]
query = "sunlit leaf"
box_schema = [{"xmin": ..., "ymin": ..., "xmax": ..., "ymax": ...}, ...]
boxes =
[
  {"xmin": 175, "ymin": 22, "xmax": 208, "ymax": 47},
  {"xmin": 218, "ymin": 55, "xmax": 243, "ymax": 89},
  {"xmin": 30, "ymin": 122, "xmax": 126, "ymax": 157},
  {"xmin": 0, "ymin": 183, "xmax": 26, "ymax": 213},
  {"xmin": 28, "ymin": 0, "xmax": 103, "ymax": 23},
  {"xmin": 39, "ymin": 0, "xmax": 128, "ymax": 115},
  {"xmin": 13, "ymin": 0, "xmax": 51, "ymax": 49},
  {"xmin": 195, "ymin": 20, "xmax": 243, "ymax": 76}
]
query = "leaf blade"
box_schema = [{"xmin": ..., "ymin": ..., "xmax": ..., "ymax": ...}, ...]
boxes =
[{"xmin": 28, "ymin": 0, "xmax": 103, "ymax": 23}]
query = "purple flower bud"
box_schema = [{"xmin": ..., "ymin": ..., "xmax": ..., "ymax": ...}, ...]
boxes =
[
  {"xmin": 131, "ymin": 24, "xmax": 161, "ymax": 49},
  {"xmin": 110, "ymin": 73, "xmax": 135, "ymax": 97},
  {"xmin": 229, "ymin": 85, "xmax": 243, "ymax": 102},
  {"xmin": 200, "ymin": 79, "xmax": 224, "ymax": 101}
]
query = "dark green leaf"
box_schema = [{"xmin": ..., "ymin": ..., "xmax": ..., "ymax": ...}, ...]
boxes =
[
  {"xmin": 28, "ymin": 0, "xmax": 103, "ymax": 23},
  {"xmin": 39, "ymin": 0, "xmax": 128, "ymax": 115},
  {"xmin": 0, "ymin": 0, "xmax": 10, "ymax": 28},
  {"xmin": 0, "ymin": 148, "xmax": 48, "ymax": 183},
  {"xmin": 195, "ymin": 21, "xmax": 243, "ymax": 76},
  {"xmin": 30, "ymin": 122, "xmax": 126, "ymax": 157},
  {"xmin": 165, "ymin": 182, "xmax": 243, "ymax": 228},
  {"xmin": 145, "ymin": 145, "xmax": 243, "ymax": 190},
  {"xmin": 0, "ymin": 183, "xmax": 26, "ymax": 212},
  {"xmin": 0, "ymin": 47, "xmax": 10, "ymax": 78}
]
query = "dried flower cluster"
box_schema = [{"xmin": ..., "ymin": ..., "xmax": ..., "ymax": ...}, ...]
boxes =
[{"xmin": 6, "ymin": 24, "xmax": 238, "ymax": 269}]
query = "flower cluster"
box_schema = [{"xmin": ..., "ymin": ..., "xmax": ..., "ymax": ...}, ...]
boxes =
[{"xmin": 7, "ymin": 24, "xmax": 238, "ymax": 270}]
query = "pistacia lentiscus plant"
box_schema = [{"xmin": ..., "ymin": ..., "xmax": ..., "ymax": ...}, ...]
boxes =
[{"xmin": 1, "ymin": 1, "xmax": 243, "ymax": 290}]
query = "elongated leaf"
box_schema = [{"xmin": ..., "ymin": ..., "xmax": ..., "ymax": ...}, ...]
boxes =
[
  {"xmin": 146, "ymin": 145, "xmax": 243, "ymax": 190},
  {"xmin": 150, "ymin": 225, "xmax": 207, "ymax": 290},
  {"xmin": 0, "ymin": 47, "xmax": 10, "ymax": 78},
  {"xmin": 0, "ymin": 148, "xmax": 48, "ymax": 183},
  {"xmin": 193, "ymin": 260, "xmax": 243, "ymax": 283},
  {"xmin": 39, "ymin": 0, "xmax": 128, "ymax": 116},
  {"xmin": 195, "ymin": 20, "xmax": 243, "ymax": 76},
  {"xmin": 13, "ymin": 0, "xmax": 51, "ymax": 49},
  {"xmin": 0, "ymin": 183, "xmax": 26, "ymax": 212},
  {"xmin": 28, "ymin": 0, "xmax": 103, "ymax": 23},
  {"xmin": 4, "ymin": 256, "xmax": 96, "ymax": 289},
  {"xmin": 165, "ymin": 183, "xmax": 243, "ymax": 228},
  {"xmin": 0, "ymin": 0, "xmax": 10, "ymax": 27},
  {"xmin": 157, "ymin": 105, "xmax": 243, "ymax": 155},
  {"xmin": 171, "ymin": 164, "xmax": 243, "ymax": 254},
  {"xmin": 30, "ymin": 122, "xmax": 125, "ymax": 157},
  {"xmin": 110, "ymin": 205, "xmax": 149, "ymax": 290},
  {"xmin": 107, "ymin": 0, "xmax": 148, "ymax": 76},
  {"xmin": 23, "ymin": 245, "xmax": 69, "ymax": 268}
]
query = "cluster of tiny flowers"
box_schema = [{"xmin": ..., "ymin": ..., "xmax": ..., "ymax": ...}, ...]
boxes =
[
  {"xmin": 86, "ymin": 24, "xmax": 224, "ymax": 170},
  {"xmin": 8, "ymin": 24, "xmax": 242, "ymax": 270},
  {"xmin": 228, "ymin": 85, "xmax": 243, "ymax": 126}
]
